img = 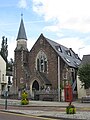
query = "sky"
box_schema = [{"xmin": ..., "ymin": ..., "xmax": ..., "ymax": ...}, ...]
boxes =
[{"xmin": 0, "ymin": 0, "xmax": 90, "ymax": 60}]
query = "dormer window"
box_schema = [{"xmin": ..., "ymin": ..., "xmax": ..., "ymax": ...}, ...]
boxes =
[
  {"xmin": 36, "ymin": 50, "xmax": 48, "ymax": 72},
  {"xmin": 74, "ymin": 61, "xmax": 79, "ymax": 67},
  {"xmin": 56, "ymin": 46, "xmax": 62, "ymax": 52},
  {"xmin": 75, "ymin": 54, "xmax": 79, "ymax": 59},
  {"xmin": 64, "ymin": 57, "xmax": 71, "ymax": 63},
  {"xmin": 66, "ymin": 50, "xmax": 71, "ymax": 56}
]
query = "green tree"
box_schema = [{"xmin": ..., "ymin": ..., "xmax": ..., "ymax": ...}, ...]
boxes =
[
  {"xmin": 0, "ymin": 36, "xmax": 8, "ymax": 62},
  {"xmin": 0, "ymin": 36, "xmax": 13, "ymax": 72},
  {"xmin": 7, "ymin": 58, "xmax": 13, "ymax": 71},
  {"xmin": 78, "ymin": 64, "xmax": 90, "ymax": 89}
]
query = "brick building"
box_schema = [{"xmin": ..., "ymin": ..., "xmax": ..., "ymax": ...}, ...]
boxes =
[{"xmin": 13, "ymin": 17, "xmax": 81, "ymax": 101}]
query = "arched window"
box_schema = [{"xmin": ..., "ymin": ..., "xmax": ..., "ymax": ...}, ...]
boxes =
[{"xmin": 36, "ymin": 51, "xmax": 48, "ymax": 72}]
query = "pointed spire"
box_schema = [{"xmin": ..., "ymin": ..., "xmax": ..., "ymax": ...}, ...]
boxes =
[
  {"xmin": 21, "ymin": 13, "xmax": 23, "ymax": 19},
  {"xmin": 17, "ymin": 14, "xmax": 27, "ymax": 40}
]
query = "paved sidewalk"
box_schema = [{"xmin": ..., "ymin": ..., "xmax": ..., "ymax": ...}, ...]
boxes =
[
  {"xmin": 0, "ymin": 99, "xmax": 90, "ymax": 120},
  {"xmin": 0, "ymin": 99, "xmax": 90, "ymax": 107}
]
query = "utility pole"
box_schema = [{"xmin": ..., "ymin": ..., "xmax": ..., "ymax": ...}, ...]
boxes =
[{"xmin": 58, "ymin": 56, "xmax": 61, "ymax": 101}]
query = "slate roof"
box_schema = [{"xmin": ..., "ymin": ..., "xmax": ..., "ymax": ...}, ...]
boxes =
[
  {"xmin": 16, "ymin": 18, "xmax": 27, "ymax": 40},
  {"xmin": 41, "ymin": 34, "xmax": 81, "ymax": 68}
]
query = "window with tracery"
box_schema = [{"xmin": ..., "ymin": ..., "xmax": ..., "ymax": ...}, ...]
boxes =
[{"xmin": 36, "ymin": 51, "xmax": 48, "ymax": 72}]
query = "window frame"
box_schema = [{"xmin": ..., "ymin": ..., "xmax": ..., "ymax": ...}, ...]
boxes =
[{"xmin": 36, "ymin": 51, "xmax": 48, "ymax": 73}]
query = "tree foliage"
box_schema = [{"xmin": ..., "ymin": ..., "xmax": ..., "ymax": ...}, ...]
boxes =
[
  {"xmin": 0, "ymin": 36, "xmax": 8, "ymax": 62},
  {"xmin": 78, "ymin": 64, "xmax": 90, "ymax": 89},
  {"xmin": 6, "ymin": 58, "xmax": 13, "ymax": 71},
  {"xmin": 0, "ymin": 36, "xmax": 13, "ymax": 72}
]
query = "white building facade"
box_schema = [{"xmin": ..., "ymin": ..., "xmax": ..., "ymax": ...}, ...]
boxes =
[
  {"xmin": 77, "ymin": 75, "xmax": 86, "ymax": 99},
  {"xmin": 0, "ymin": 55, "xmax": 7, "ymax": 96}
]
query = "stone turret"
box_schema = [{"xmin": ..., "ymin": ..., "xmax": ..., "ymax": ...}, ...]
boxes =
[{"xmin": 14, "ymin": 15, "xmax": 29, "ymax": 93}]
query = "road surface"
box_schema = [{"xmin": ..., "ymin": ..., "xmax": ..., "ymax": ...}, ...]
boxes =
[{"xmin": 0, "ymin": 111, "xmax": 59, "ymax": 120}]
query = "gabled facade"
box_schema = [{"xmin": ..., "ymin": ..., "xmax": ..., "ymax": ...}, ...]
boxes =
[
  {"xmin": 28, "ymin": 34, "xmax": 81, "ymax": 100},
  {"xmin": 0, "ymin": 55, "xmax": 7, "ymax": 95},
  {"xmin": 14, "ymin": 18, "xmax": 81, "ymax": 101}
]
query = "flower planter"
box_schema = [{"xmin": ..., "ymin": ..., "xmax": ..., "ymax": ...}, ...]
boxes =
[
  {"xmin": 66, "ymin": 102, "xmax": 76, "ymax": 114},
  {"xmin": 21, "ymin": 91, "xmax": 29, "ymax": 105}
]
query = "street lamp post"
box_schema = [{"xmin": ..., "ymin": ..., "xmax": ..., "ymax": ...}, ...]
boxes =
[{"xmin": 5, "ymin": 90, "xmax": 8, "ymax": 110}]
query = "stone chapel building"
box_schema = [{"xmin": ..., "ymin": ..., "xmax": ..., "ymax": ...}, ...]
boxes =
[{"xmin": 13, "ymin": 17, "xmax": 81, "ymax": 101}]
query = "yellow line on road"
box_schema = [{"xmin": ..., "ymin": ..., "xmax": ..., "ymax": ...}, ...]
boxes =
[{"xmin": 0, "ymin": 111, "xmax": 58, "ymax": 120}]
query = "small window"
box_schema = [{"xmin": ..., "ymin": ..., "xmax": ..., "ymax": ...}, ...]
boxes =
[
  {"xmin": 37, "ymin": 59, "xmax": 39, "ymax": 71},
  {"xmin": 8, "ymin": 76, "xmax": 11, "ymax": 85},
  {"xmin": 66, "ymin": 50, "xmax": 71, "ymax": 56},
  {"xmin": 2, "ymin": 74, "xmax": 4, "ymax": 81},
  {"xmin": 0, "ymin": 70, "xmax": 1, "ymax": 81},
  {"xmin": 64, "ymin": 57, "xmax": 71, "ymax": 63},
  {"xmin": 75, "ymin": 54, "xmax": 79, "ymax": 59},
  {"xmin": 56, "ymin": 46, "xmax": 62, "ymax": 52},
  {"xmin": 44, "ymin": 60, "xmax": 47, "ymax": 72},
  {"xmin": 74, "ymin": 61, "xmax": 79, "ymax": 66}
]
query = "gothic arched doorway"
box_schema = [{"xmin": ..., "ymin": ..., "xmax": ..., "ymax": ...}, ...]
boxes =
[
  {"xmin": 32, "ymin": 80, "xmax": 39, "ymax": 100},
  {"xmin": 32, "ymin": 80, "xmax": 39, "ymax": 91}
]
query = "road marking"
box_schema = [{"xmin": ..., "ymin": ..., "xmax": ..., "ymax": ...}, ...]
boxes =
[{"xmin": 0, "ymin": 111, "xmax": 58, "ymax": 120}]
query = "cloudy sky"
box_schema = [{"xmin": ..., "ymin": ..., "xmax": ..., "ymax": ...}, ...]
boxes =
[{"xmin": 0, "ymin": 0, "xmax": 90, "ymax": 60}]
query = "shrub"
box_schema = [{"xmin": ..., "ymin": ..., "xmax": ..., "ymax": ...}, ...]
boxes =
[{"xmin": 21, "ymin": 91, "xmax": 29, "ymax": 105}]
